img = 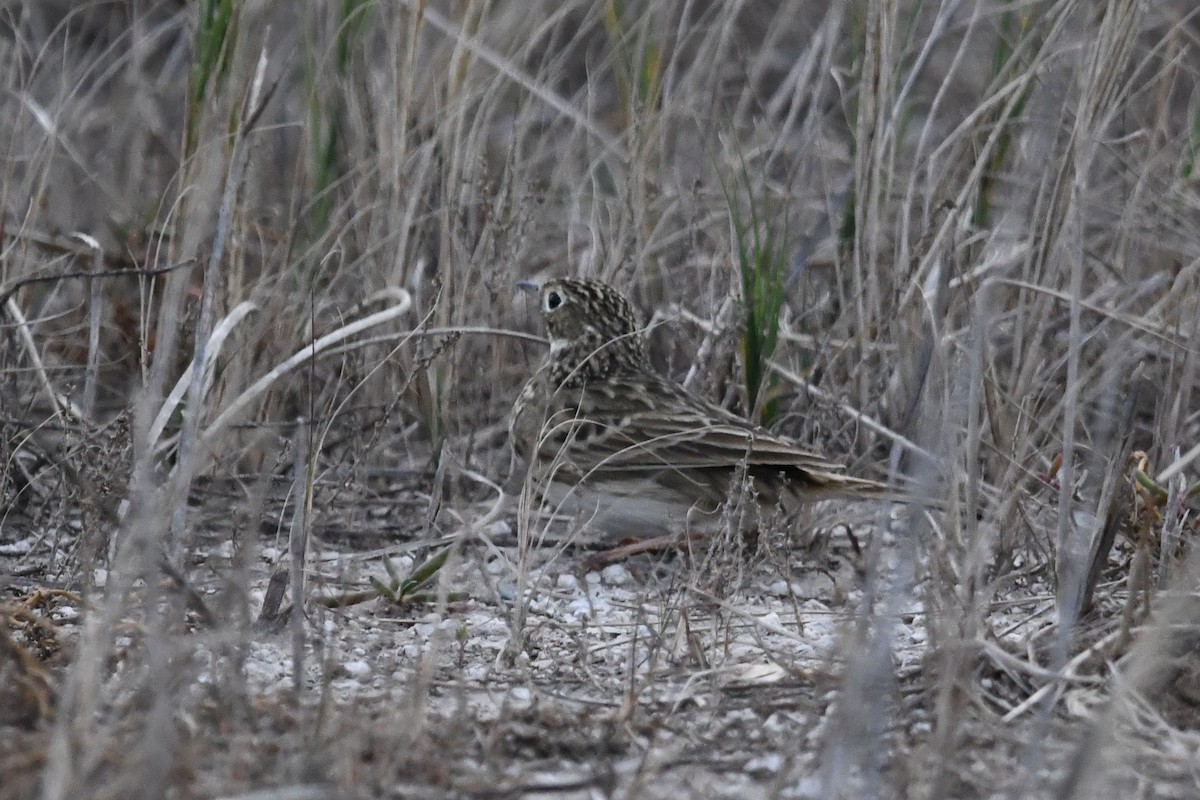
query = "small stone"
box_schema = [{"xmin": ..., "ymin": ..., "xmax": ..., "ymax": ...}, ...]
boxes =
[
  {"xmin": 746, "ymin": 753, "xmax": 783, "ymax": 776},
  {"xmin": 600, "ymin": 564, "xmax": 629, "ymax": 585},
  {"xmin": 343, "ymin": 660, "xmax": 371, "ymax": 678},
  {"xmin": 0, "ymin": 536, "xmax": 34, "ymax": 556},
  {"xmin": 566, "ymin": 598, "xmax": 593, "ymax": 618},
  {"xmin": 790, "ymin": 776, "xmax": 822, "ymax": 799},
  {"xmin": 764, "ymin": 711, "xmax": 801, "ymax": 733},
  {"xmin": 486, "ymin": 520, "xmax": 512, "ymax": 538}
]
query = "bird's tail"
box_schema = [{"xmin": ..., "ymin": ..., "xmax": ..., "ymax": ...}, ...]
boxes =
[{"xmin": 795, "ymin": 470, "xmax": 945, "ymax": 509}]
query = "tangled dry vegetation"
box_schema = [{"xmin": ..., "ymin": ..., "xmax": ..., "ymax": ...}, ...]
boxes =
[{"xmin": 2, "ymin": 1, "xmax": 1200, "ymax": 798}]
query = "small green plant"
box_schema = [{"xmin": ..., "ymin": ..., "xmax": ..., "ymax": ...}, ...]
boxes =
[
  {"xmin": 455, "ymin": 622, "xmax": 469, "ymax": 667},
  {"xmin": 601, "ymin": 0, "xmax": 662, "ymax": 128},
  {"xmin": 306, "ymin": 0, "xmax": 374, "ymax": 235},
  {"xmin": 972, "ymin": 9, "xmax": 1035, "ymax": 230},
  {"xmin": 726, "ymin": 168, "xmax": 790, "ymax": 427},
  {"xmin": 1183, "ymin": 104, "xmax": 1200, "ymax": 179},
  {"xmin": 371, "ymin": 547, "xmax": 464, "ymax": 606},
  {"xmin": 187, "ymin": 0, "xmax": 237, "ymax": 155}
]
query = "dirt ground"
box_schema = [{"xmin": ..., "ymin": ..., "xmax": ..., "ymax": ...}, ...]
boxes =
[{"xmin": 4, "ymin": 468, "xmax": 1200, "ymax": 799}]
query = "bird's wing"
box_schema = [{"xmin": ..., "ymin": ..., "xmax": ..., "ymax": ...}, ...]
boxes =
[{"xmin": 539, "ymin": 373, "xmax": 852, "ymax": 476}]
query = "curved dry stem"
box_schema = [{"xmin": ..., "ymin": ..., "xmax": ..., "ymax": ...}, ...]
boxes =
[
  {"xmin": 197, "ymin": 292, "xmax": 413, "ymax": 454},
  {"xmin": 147, "ymin": 299, "xmax": 260, "ymax": 453}
]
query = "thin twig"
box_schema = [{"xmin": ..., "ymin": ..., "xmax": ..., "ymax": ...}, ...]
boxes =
[{"xmin": 289, "ymin": 417, "xmax": 312, "ymax": 695}]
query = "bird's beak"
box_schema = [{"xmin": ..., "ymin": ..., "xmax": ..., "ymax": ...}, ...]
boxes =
[{"xmin": 516, "ymin": 280, "xmax": 540, "ymax": 295}]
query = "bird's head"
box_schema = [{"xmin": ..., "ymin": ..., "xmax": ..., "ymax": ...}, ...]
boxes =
[{"xmin": 518, "ymin": 277, "xmax": 647, "ymax": 385}]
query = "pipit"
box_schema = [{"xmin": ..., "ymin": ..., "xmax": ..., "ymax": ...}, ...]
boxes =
[{"xmin": 510, "ymin": 277, "xmax": 896, "ymax": 541}]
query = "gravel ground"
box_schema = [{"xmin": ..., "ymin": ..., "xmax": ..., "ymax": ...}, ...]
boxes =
[{"xmin": 3, "ymin": 473, "xmax": 1199, "ymax": 799}]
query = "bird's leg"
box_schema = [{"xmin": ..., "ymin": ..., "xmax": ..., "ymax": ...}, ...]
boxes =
[{"xmin": 581, "ymin": 533, "xmax": 703, "ymax": 572}]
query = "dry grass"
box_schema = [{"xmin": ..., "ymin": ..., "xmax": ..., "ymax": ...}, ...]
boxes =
[{"xmin": 3, "ymin": 1, "xmax": 1200, "ymax": 798}]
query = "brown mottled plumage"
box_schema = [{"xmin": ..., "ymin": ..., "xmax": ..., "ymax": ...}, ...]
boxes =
[{"xmin": 510, "ymin": 277, "xmax": 892, "ymax": 536}]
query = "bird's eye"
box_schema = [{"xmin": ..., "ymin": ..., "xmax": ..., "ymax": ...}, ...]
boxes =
[{"xmin": 545, "ymin": 291, "xmax": 563, "ymax": 311}]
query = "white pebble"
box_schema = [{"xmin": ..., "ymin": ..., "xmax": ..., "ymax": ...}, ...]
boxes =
[
  {"xmin": 0, "ymin": 537, "xmax": 34, "ymax": 555},
  {"xmin": 566, "ymin": 598, "xmax": 592, "ymax": 618},
  {"xmin": 486, "ymin": 520, "xmax": 512, "ymax": 537},
  {"xmin": 600, "ymin": 564, "xmax": 630, "ymax": 585},
  {"xmin": 556, "ymin": 573, "xmax": 580, "ymax": 591},
  {"xmin": 791, "ymin": 776, "xmax": 822, "ymax": 799},
  {"xmin": 343, "ymin": 660, "xmax": 371, "ymax": 678},
  {"xmin": 764, "ymin": 711, "xmax": 802, "ymax": 733},
  {"xmin": 746, "ymin": 754, "xmax": 783, "ymax": 775}
]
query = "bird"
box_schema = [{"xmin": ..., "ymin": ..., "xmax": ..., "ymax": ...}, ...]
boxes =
[{"xmin": 509, "ymin": 276, "xmax": 901, "ymax": 545}]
